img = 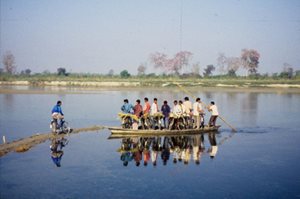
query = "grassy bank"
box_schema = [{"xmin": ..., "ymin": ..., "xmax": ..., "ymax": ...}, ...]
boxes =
[{"xmin": 1, "ymin": 74, "xmax": 300, "ymax": 88}]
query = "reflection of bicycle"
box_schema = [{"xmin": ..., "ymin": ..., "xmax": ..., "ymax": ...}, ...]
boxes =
[
  {"xmin": 50, "ymin": 137, "xmax": 69, "ymax": 167},
  {"xmin": 50, "ymin": 118, "xmax": 71, "ymax": 134}
]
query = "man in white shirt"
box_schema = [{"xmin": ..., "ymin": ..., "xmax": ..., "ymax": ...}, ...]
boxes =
[
  {"xmin": 150, "ymin": 98, "xmax": 159, "ymax": 115},
  {"xmin": 183, "ymin": 97, "xmax": 193, "ymax": 128},
  {"xmin": 208, "ymin": 101, "xmax": 219, "ymax": 127},
  {"xmin": 173, "ymin": 100, "xmax": 183, "ymax": 117},
  {"xmin": 193, "ymin": 98, "xmax": 203, "ymax": 129}
]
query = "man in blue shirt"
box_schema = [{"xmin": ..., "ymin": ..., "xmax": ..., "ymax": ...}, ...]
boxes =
[
  {"xmin": 121, "ymin": 99, "xmax": 134, "ymax": 114},
  {"xmin": 52, "ymin": 101, "xmax": 64, "ymax": 119}
]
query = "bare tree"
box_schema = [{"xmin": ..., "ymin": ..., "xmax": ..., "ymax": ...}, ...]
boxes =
[
  {"xmin": 2, "ymin": 51, "xmax": 16, "ymax": 74},
  {"xmin": 108, "ymin": 69, "xmax": 114, "ymax": 76},
  {"xmin": 217, "ymin": 53, "xmax": 227, "ymax": 74},
  {"xmin": 192, "ymin": 62, "xmax": 201, "ymax": 76},
  {"xmin": 137, "ymin": 64, "xmax": 147, "ymax": 76},
  {"xmin": 241, "ymin": 49, "xmax": 260, "ymax": 75},
  {"xmin": 226, "ymin": 57, "xmax": 241, "ymax": 76}
]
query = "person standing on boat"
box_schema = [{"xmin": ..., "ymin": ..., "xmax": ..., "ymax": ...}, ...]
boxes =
[
  {"xmin": 134, "ymin": 99, "xmax": 143, "ymax": 118},
  {"xmin": 121, "ymin": 99, "xmax": 134, "ymax": 114},
  {"xmin": 143, "ymin": 97, "xmax": 151, "ymax": 115},
  {"xmin": 183, "ymin": 97, "xmax": 193, "ymax": 128},
  {"xmin": 150, "ymin": 98, "xmax": 159, "ymax": 115},
  {"xmin": 208, "ymin": 101, "xmax": 219, "ymax": 127},
  {"xmin": 193, "ymin": 98, "xmax": 203, "ymax": 129},
  {"xmin": 161, "ymin": 100, "xmax": 171, "ymax": 129}
]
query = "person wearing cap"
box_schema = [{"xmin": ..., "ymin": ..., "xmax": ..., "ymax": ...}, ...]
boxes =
[{"xmin": 208, "ymin": 101, "xmax": 219, "ymax": 127}]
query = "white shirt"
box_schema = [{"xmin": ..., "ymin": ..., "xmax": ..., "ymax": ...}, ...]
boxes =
[
  {"xmin": 210, "ymin": 105, "xmax": 219, "ymax": 116},
  {"xmin": 193, "ymin": 102, "xmax": 203, "ymax": 115},
  {"xmin": 183, "ymin": 101, "xmax": 192, "ymax": 114},
  {"xmin": 150, "ymin": 103, "xmax": 159, "ymax": 115},
  {"xmin": 173, "ymin": 104, "xmax": 183, "ymax": 116}
]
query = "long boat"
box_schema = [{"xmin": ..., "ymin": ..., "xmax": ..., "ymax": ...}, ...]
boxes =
[{"xmin": 108, "ymin": 125, "xmax": 220, "ymax": 138}]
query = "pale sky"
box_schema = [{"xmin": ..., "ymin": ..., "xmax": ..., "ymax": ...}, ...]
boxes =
[{"xmin": 1, "ymin": 0, "xmax": 300, "ymax": 75}]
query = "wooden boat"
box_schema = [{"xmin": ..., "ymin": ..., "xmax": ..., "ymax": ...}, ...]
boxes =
[{"xmin": 108, "ymin": 125, "xmax": 220, "ymax": 138}]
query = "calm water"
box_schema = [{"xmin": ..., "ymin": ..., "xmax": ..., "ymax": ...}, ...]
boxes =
[{"xmin": 1, "ymin": 86, "xmax": 300, "ymax": 199}]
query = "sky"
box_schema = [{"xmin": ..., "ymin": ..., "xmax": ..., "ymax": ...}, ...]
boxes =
[{"xmin": 1, "ymin": 0, "xmax": 300, "ymax": 75}]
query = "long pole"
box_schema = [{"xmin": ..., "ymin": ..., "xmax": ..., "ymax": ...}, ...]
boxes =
[{"xmin": 174, "ymin": 82, "xmax": 237, "ymax": 132}]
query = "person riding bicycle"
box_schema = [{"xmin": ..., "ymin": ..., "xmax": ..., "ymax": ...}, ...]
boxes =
[{"xmin": 52, "ymin": 101, "xmax": 64, "ymax": 127}]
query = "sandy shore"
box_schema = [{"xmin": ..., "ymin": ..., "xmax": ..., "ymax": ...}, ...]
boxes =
[{"xmin": 0, "ymin": 125, "xmax": 105, "ymax": 157}]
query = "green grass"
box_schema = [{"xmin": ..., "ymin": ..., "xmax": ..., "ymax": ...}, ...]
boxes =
[{"xmin": 1, "ymin": 73, "xmax": 300, "ymax": 87}]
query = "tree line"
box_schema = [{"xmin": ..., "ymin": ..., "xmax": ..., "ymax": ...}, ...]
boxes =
[{"xmin": 1, "ymin": 50, "xmax": 299, "ymax": 79}]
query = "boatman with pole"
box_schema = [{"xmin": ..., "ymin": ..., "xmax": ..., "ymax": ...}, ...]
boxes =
[{"xmin": 208, "ymin": 101, "xmax": 219, "ymax": 127}]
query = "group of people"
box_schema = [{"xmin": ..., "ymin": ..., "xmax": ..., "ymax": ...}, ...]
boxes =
[
  {"xmin": 120, "ymin": 97, "xmax": 219, "ymax": 129},
  {"xmin": 119, "ymin": 133, "xmax": 218, "ymax": 167}
]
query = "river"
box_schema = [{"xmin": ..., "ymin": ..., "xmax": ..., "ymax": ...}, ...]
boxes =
[{"xmin": 0, "ymin": 86, "xmax": 300, "ymax": 198}]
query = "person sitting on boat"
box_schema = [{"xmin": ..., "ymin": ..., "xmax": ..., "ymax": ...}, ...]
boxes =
[
  {"xmin": 161, "ymin": 100, "xmax": 171, "ymax": 129},
  {"xmin": 172, "ymin": 100, "xmax": 183, "ymax": 117},
  {"xmin": 193, "ymin": 98, "xmax": 204, "ymax": 129},
  {"xmin": 208, "ymin": 101, "xmax": 219, "ymax": 127},
  {"xmin": 121, "ymin": 99, "xmax": 134, "ymax": 114},
  {"xmin": 51, "ymin": 100, "xmax": 64, "ymax": 127}
]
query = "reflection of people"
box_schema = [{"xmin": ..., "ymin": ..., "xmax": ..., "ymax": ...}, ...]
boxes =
[
  {"xmin": 161, "ymin": 137, "xmax": 172, "ymax": 166},
  {"xmin": 151, "ymin": 137, "xmax": 161, "ymax": 166},
  {"xmin": 50, "ymin": 137, "xmax": 68, "ymax": 167},
  {"xmin": 208, "ymin": 132, "xmax": 218, "ymax": 159},
  {"xmin": 208, "ymin": 101, "xmax": 219, "ymax": 127}
]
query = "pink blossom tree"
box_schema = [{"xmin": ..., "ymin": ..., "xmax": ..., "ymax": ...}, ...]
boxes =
[{"xmin": 150, "ymin": 51, "xmax": 193, "ymax": 75}]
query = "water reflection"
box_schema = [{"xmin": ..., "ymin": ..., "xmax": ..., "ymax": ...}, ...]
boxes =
[
  {"xmin": 115, "ymin": 133, "xmax": 219, "ymax": 167},
  {"xmin": 50, "ymin": 136, "xmax": 69, "ymax": 167}
]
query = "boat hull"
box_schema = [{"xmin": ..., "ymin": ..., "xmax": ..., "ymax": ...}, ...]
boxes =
[{"xmin": 108, "ymin": 125, "xmax": 220, "ymax": 138}]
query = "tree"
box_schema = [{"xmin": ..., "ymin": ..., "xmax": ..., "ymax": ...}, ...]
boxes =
[
  {"xmin": 2, "ymin": 51, "xmax": 16, "ymax": 74},
  {"xmin": 150, "ymin": 51, "xmax": 193, "ymax": 75},
  {"xmin": 203, "ymin": 65, "xmax": 215, "ymax": 77},
  {"xmin": 57, "ymin": 67, "xmax": 67, "ymax": 76},
  {"xmin": 108, "ymin": 69, "xmax": 114, "ymax": 76},
  {"xmin": 192, "ymin": 62, "xmax": 201, "ymax": 77},
  {"xmin": 137, "ymin": 64, "xmax": 147, "ymax": 76},
  {"xmin": 25, "ymin": 69, "xmax": 31, "ymax": 75},
  {"xmin": 226, "ymin": 57, "xmax": 241, "ymax": 76},
  {"xmin": 280, "ymin": 63, "xmax": 294, "ymax": 79},
  {"xmin": 241, "ymin": 49, "xmax": 260, "ymax": 75},
  {"xmin": 120, "ymin": 70, "xmax": 130, "ymax": 78},
  {"xmin": 217, "ymin": 53, "xmax": 227, "ymax": 74}
]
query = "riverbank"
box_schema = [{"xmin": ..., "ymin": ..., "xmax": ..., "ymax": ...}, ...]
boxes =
[{"xmin": 1, "ymin": 78, "xmax": 300, "ymax": 89}]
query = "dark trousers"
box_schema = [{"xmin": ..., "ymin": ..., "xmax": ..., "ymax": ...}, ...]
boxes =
[{"xmin": 209, "ymin": 116, "xmax": 218, "ymax": 127}]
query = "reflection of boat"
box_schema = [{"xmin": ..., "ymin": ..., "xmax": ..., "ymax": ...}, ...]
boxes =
[{"xmin": 108, "ymin": 125, "xmax": 220, "ymax": 137}]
